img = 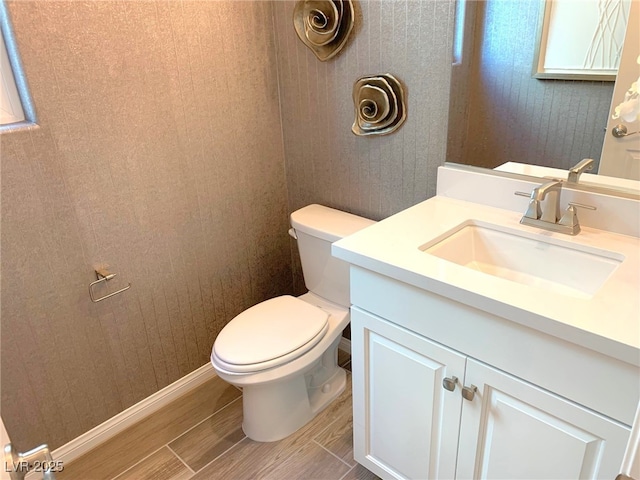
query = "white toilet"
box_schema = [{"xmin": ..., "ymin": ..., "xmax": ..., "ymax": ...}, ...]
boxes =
[{"xmin": 210, "ymin": 204, "xmax": 375, "ymax": 442}]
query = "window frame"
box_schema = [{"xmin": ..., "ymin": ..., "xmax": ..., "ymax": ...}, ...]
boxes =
[{"xmin": 0, "ymin": 0, "xmax": 36, "ymax": 131}]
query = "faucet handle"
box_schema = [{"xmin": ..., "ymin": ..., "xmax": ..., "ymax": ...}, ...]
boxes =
[
  {"xmin": 514, "ymin": 191, "xmax": 542, "ymax": 219},
  {"xmin": 568, "ymin": 202, "xmax": 596, "ymax": 211},
  {"xmin": 558, "ymin": 202, "xmax": 596, "ymax": 235},
  {"xmin": 524, "ymin": 199, "xmax": 541, "ymax": 219},
  {"xmin": 558, "ymin": 205, "xmax": 579, "ymax": 232}
]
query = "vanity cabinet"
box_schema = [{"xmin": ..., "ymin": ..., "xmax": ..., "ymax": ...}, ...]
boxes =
[
  {"xmin": 350, "ymin": 267, "xmax": 636, "ymax": 480},
  {"xmin": 456, "ymin": 358, "xmax": 628, "ymax": 479},
  {"xmin": 351, "ymin": 308, "xmax": 465, "ymax": 479}
]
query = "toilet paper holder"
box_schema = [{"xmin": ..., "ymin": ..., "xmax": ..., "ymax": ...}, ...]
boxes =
[{"xmin": 89, "ymin": 267, "xmax": 131, "ymax": 303}]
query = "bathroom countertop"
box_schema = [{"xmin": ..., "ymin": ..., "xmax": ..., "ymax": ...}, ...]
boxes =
[{"xmin": 332, "ymin": 196, "xmax": 640, "ymax": 366}]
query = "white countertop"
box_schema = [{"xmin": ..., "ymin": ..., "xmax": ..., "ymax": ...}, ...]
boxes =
[{"xmin": 333, "ymin": 196, "xmax": 640, "ymax": 366}]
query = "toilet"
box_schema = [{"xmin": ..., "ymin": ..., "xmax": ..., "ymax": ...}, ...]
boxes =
[{"xmin": 210, "ymin": 204, "xmax": 375, "ymax": 442}]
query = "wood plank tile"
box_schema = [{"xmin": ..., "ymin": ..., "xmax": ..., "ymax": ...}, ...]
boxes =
[
  {"xmin": 262, "ymin": 440, "xmax": 351, "ymax": 480},
  {"xmin": 59, "ymin": 376, "xmax": 240, "ymax": 480},
  {"xmin": 169, "ymin": 397, "xmax": 245, "ymax": 471},
  {"xmin": 192, "ymin": 374, "xmax": 353, "ymax": 479},
  {"xmin": 342, "ymin": 464, "xmax": 381, "ymax": 480},
  {"xmin": 189, "ymin": 437, "xmax": 270, "ymax": 479},
  {"xmin": 113, "ymin": 447, "xmax": 191, "ymax": 480},
  {"xmin": 313, "ymin": 408, "xmax": 355, "ymax": 466}
]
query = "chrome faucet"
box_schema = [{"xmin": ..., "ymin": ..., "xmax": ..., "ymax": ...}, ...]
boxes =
[
  {"xmin": 516, "ymin": 180, "xmax": 596, "ymax": 235},
  {"xmin": 528, "ymin": 180, "xmax": 562, "ymax": 223},
  {"xmin": 567, "ymin": 158, "xmax": 594, "ymax": 183}
]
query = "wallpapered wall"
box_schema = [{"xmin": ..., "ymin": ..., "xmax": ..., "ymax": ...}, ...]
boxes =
[
  {"xmin": 1, "ymin": 0, "xmax": 456, "ymax": 450},
  {"xmin": 452, "ymin": 0, "xmax": 614, "ymax": 170},
  {"xmin": 275, "ymin": 0, "xmax": 455, "ymax": 221},
  {"xmin": 273, "ymin": 0, "xmax": 455, "ymax": 294},
  {"xmin": 1, "ymin": 1, "xmax": 291, "ymax": 450}
]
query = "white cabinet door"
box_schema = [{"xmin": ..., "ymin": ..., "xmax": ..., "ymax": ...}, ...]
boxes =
[
  {"xmin": 456, "ymin": 359, "xmax": 630, "ymax": 480},
  {"xmin": 351, "ymin": 307, "xmax": 466, "ymax": 480}
]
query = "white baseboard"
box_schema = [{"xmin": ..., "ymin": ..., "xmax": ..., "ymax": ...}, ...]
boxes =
[
  {"xmin": 40, "ymin": 340, "xmax": 350, "ymax": 472},
  {"xmin": 51, "ymin": 362, "xmax": 216, "ymax": 467},
  {"xmin": 339, "ymin": 336, "xmax": 351, "ymax": 355}
]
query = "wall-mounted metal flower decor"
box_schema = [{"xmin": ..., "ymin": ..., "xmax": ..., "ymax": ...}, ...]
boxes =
[
  {"xmin": 293, "ymin": 0, "xmax": 355, "ymax": 62},
  {"xmin": 352, "ymin": 74, "xmax": 406, "ymax": 136}
]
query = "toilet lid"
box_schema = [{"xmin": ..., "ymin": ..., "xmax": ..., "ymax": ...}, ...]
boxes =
[{"xmin": 213, "ymin": 295, "xmax": 329, "ymax": 368}]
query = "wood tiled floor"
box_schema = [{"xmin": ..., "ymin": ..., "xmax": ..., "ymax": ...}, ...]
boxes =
[{"xmin": 59, "ymin": 351, "xmax": 379, "ymax": 480}]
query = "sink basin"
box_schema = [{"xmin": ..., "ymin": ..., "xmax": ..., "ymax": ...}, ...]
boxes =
[{"xmin": 421, "ymin": 222, "xmax": 624, "ymax": 299}]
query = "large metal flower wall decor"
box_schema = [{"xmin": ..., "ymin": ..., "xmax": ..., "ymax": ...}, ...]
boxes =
[
  {"xmin": 293, "ymin": 0, "xmax": 355, "ymax": 62},
  {"xmin": 352, "ymin": 74, "xmax": 406, "ymax": 136}
]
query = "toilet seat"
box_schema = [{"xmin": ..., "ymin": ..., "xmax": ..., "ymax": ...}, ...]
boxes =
[{"xmin": 212, "ymin": 295, "xmax": 329, "ymax": 373}]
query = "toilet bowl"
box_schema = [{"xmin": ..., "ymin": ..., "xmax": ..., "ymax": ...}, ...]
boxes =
[{"xmin": 210, "ymin": 204, "xmax": 375, "ymax": 442}]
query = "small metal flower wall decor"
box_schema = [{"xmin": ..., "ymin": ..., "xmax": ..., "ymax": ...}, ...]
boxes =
[
  {"xmin": 352, "ymin": 74, "xmax": 406, "ymax": 136},
  {"xmin": 293, "ymin": 0, "xmax": 355, "ymax": 62}
]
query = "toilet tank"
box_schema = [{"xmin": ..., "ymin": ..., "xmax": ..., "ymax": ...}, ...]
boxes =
[{"xmin": 290, "ymin": 204, "xmax": 375, "ymax": 307}]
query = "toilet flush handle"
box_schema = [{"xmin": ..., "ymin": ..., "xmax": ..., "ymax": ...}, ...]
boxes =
[{"xmin": 288, "ymin": 228, "xmax": 298, "ymax": 239}]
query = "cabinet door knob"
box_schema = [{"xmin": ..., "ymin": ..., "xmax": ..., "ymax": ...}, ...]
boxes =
[
  {"xmin": 442, "ymin": 376, "xmax": 458, "ymax": 391},
  {"xmin": 462, "ymin": 384, "xmax": 478, "ymax": 401}
]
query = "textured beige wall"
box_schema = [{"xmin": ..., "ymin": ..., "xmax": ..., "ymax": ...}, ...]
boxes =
[
  {"xmin": 453, "ymin": 0, "xmax": 614, "ymax": 170},
  {"xmin": 273, "ymin": 0, "xmax": 456, "ymax": 296},
  {"xmin": 2, "ymin": 0, "xmax": 458, "ymax": 451},
  {"xmin": 1, "ymin": 0, "xmax": 291, "ymax": 450},
  {"xmin": 274, "ymin": 0, "xmax": 456, "ymax": 222}
]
